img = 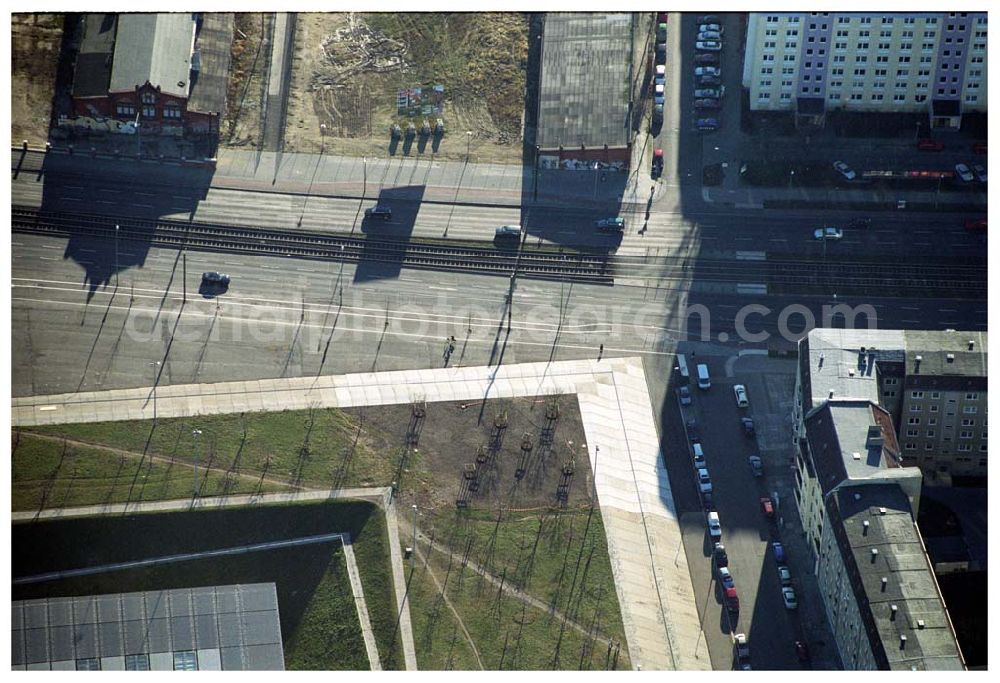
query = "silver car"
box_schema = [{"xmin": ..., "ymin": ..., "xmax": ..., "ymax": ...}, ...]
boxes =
[
  {"xmin": 955, "ymin": 163, "xmax": 974, "ymax": 182},
  {"xmin": 694, "ymin": 66, "xmax": 720, "ymax": 77},
  {"xmin": 695, "ymin": 40, "xmax": 722, "ymax": 51},
  {"xmin": 693, "ymin": 88, "xmax": 721, "ymax": 99},
  {"xmin": 698, "ymin": 31, "xmax": 722, "ymax": 41}
]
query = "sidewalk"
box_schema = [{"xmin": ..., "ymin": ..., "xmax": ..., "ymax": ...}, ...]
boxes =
[
  {"xmin": 12, "ymin": 357, "xmax": 711, "ymax": 671},
  {"xmin": 703, "ymin": 179, "xmax": 987, "ymax": 211}
]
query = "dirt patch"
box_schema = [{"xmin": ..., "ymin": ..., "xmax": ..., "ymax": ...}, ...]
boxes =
[
  {"xmin": 221, "ymin": 12, "xmax": 269, "ymax": 148},
  {"xmin": 345, "ymin": 394, "xmax": 592, "ymax": 515},
  {"xmin": 10, "ymin": 13, "xmax": 63, "ymax": 145},
  {"xmin": 284, "ymin": 12, "xmax": 529, "ymax": 164}
]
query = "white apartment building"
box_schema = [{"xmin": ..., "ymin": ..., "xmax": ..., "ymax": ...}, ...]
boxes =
[{"xmin": 742, "ymin": 12, "xmax": 987, "ymax": 129}]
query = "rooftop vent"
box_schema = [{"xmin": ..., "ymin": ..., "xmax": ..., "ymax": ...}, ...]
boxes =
[
  {"xmin": 867, "ymin": 425, "xmax": 884, "ymax": 448},
  {"xmin": 849, "ymin": 369, "xmax": 855, "ymax": 377},
  {"xmin": 900, "ymin": 634, "xmax": 907, "ymax": 649},
  {"xmin": 819, "ymin": 353, "xmax": 825, "ymax": 367},
  {"xmin": 890, "ymin": 604, "xmax": 898, "ymax": 620},
  {"xmin": 871, "ymin": 548, "xmax": 879, "ymax": 561},
  {"xmin": 915, "ymin": 354, "xmax": 922, "ymax": 362},
  {"xmin": 881, "ymin": 577, "xmax": 888, "ymax": 591},
  {"xmin": 863, "ymin": 520, "xmax": 870, "ymax": 534},
  {"xmin": 968, "ymin": 340, "xmax": 975, "ymax": 351},
  {"xmin": 879, "ymin": 507, "xmax": 887, "ymax": 515},
  {"xmin": 853, "ymin": 452, "xmax": 862, "ymax": 461},
  {"xmin": 829, "ymin": 389, "xmax": 835, "ymax": 399},
  {"xmin": 947, "ymin": 353, "xmax": 955, "ymax": 363},
  {"xmin": 917, "ymin": 620, "xmax": 926, "ymax": 629}
]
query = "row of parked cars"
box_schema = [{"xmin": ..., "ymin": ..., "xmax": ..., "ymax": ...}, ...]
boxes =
[
  {"xmin": 652, "ymin": 14, "xmax": 668, "ymax": 125},
  {"xmin": 693, "ymin": 16, "xmax": 724, "ymax": 132},
  {"xmin": 677, "ymin": 364, "xmax": 810, "ymax": 667},
  {"xmin": 833, "ymin": 158, "xmax": 987, "ymax": 184}
]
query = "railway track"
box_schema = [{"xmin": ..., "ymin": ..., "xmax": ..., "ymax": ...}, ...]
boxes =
[
  {"xmin": 11, "ymin": 206, "xmax": 986, "ymax": 297},
  {"xmin": 10, "ymin": 205, "xmax": 614, "ymax": 285}
]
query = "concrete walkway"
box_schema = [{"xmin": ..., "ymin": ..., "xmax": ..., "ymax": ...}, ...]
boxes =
[{"xmin": 13, "ymin": 357, "xmax": 709, "ymax": 670}]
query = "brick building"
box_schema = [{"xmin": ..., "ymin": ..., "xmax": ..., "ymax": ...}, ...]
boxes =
[{"xmin": 70, "ymin": 13, "xmax": 219, "ymax": 137}]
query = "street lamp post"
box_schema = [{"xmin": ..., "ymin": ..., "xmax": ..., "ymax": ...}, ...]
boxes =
[
  {"xmin": 114, "ymin": 224, "xmax": 119, "ymax": 287},
  {"xmin": 465, "ymin": 131, "xmax": 473, "ymax": 162},
  {"xmin": 192, "ymin": 429, "xmax": 203, "ymax": 498},
  {"xmin": 411, "ymin": 504, "xmax": 418, "ymax": 570},
  {"xmin": 149, "ymin": 361, "xmax": 161, "ymax": 421}
]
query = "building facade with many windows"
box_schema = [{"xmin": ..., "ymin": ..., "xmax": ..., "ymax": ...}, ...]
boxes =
[{"xmin": 742, "ymin": 12, "xmax": 987, "ymax": 128}]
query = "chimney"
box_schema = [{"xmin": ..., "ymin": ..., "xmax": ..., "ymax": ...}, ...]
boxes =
[
  {"xmin": 968, "ymin": 340, "xmax": 975, "ymax": 351},
  {"xmin": 863, "ymin": 520, "xmax": 870, "ymax": 534},
  {"xmin": 871, "ymin": 548, "xmax": 879, "ymax": 562},
  {"xmin": 917, "ymin": 620, "xmax": 926, "ymax": 629},
  {"xmin": 867, "ymin": 425, "xmax": 884, "ymax": 448},
  {"xmin": 829, "ymin": 389, "xmax": 835, "ymax": 399},
  {"xmin": 881, "ymin": 577, "xmax": 888, "ymax": 592},
  {"xmin": 900, "ymin": 634, "xmax": 907, "ymax": 649},
  {"xmin": 890, "ymin": 604, "xmax": 898, "ymax": 620},
  {"xmin": 947, "ymin": 353, "xmax": 955, "ymax": 363}
]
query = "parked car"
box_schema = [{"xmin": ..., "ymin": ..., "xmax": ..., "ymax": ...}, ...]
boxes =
[
  {"xmin": 696, "ymin": 75, "xmax": 721, "ymax": 87},
  {"xmin": 495, "ymin": 225, "xmax": 523, "ymax": 242},
  {"xmin": 735, "ymin": 633, "xmax": 751, "ymax": 670},
  {"xmin": 694, "ymin": 98, "xmax": 721, "ymax": 110},
  {"xmin": 693, "ymin": 88, "xmax": 721, "ymax": 98},
  {"xmin": 964, "ymin": 218, "xmax": 987, "ymax": 233},
  {"xmin": 698, "ymin": 23, "xmax": 723, "ymax": 33},
  {"xmin": 679, "ymin": 385, "xmax": 692, "ymax": 405},
  {"xmin": 725, "ymin": 586, "xmax": 740, "ymax": 612},
  {"xmin": 917, "ymin": 138, "xmax": 945, "ymax": 151},
  {"xmin": 695, "ymin": 40, "xmax": 722, "ymax": 51},
  {"xmin": 741, "ymin": 417, "xmax": 756, "ymax": 438},
  {"xmin": 759, "ymin": 496, "xmax": 775, "ymax": 518},
  {"xmin": 714, "ymin": 542, "xmax": 728, "ymax": 568},
  {"xmin": 201, "ymin": 271, "xmax": 230, "ymax": 287},
  {"xmin": 655, "ymin": 50, "xmax": 666, "ymax": 66},
  {"xmin": 701, "ymin": 490, "xmax": 715, "ymax": 512},
  {"xmin": 814, "ymin": 227, "xmax": 843, "ymax": 240},
  {"xmin": 748, "ymin": 455, "xmax": 763, "ymax": 477},
  {"xmin": 733, "ymin": 384, "xmax": 749, "ymax": 408},
  {"xmin": 654, "ymin": 83, "xmax": 665, "ymax": 105},
  {"xmin": 694, "ymin": 66, "xmax": 720, "ymax": 77},
  {"xmin": 694, "ymin": 53, "xmax": 720, "ymax": 66},
  {"xmin": 707, "ymin": 510, "xmax": 722, "ymax": 538},
  {"xmin": 656, "ymin": 22, "xmax": 667, "ymax": 44},
  {"xmin": 972, "ymin": 142, "xmax": 987, "ymax": 154},
  {"xmin": 686, "ymin": 419, "xmax": 701, "ymax": 442},
  {"xmin": 696, "ymin": 118, "xmax": 719, "ymax": 131},
  {"xmin": 697, "ymin": 31, "xmax": 722, "ymax": 41},
  {"xmin": 955, "ymin": 163, "xmax": 974, "ymax": 182},
  {"xmin": 971, "ymin": 163, "xmax": 987, "ymax": 183},
  {"xmin": 652, "ymin": 103, "xmax": 664, "ymax": 124},
  {"xmin": 778, "ymin": 565, "xmax": 792, "ymax": 586},
  {"xmin": 365, "ymin": 205, "xmax": 392, "ymax": 220},
  {"xmin": 698, "ymin": 468, "xmax": 713, "ymax": 493},
  {"xmin": 596, "ymin": 217, "xmax": 626, "ymax": 232},
  {"xmin": 652, "ymin": 148, "xmax": 664, "ymax": 178},
  {"xmin": 833, "ymin": 160, "xmax": 856, "ymax": 180},
  {"xmin": 772, "ymin": 542, "xmax": 786, "ymax": 564},
  {"xmin": 692, "ymin": 443, "xmax": 706, "ymax": 468},
  {"xmin": 718, "ymin": 566, "xmax": 735, "ymax": 589},
  {"xmin": 795, "ymin": 641, "xmax": 811, "ymax": 662},
  {"xmin": 655, "ymin": 64, "xmax": 666, "ymax": 86},
  {"xmin": 782, "ymin": 586, "xmax": 798, "ymax": 610}
]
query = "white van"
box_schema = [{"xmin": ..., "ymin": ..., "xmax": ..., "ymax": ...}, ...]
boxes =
[
  {"xmin": 707, "ymin": 511, "xmax": 722, "ymax": 539},
  {"xmin": 697, "ymin": 363, "xmax": 711, "ymax": 390},
  {"xmin": 692, "ymin": 443, "xmax": 706, "ymax": 468}
]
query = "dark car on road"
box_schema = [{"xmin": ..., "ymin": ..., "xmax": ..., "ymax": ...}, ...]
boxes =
[
  {"xmin": 748, "ymin": 454, "xmax": 763, "ymax": 477},
  {"xmin": 679, "ymin": 385, "xmax": 692, "ymax": 405},
  {"xmin": 694, "ymin": 53, "xmax": 720, "ymax": 66},
  {"xmin": 773, "ymin": 542, "xmax": 786, "ymax": 564},
  {"xmin": 652, "ymin": 148, "xmax": 664, "ymax": 179},
  {"xmin": 364, "ymin": 205, "xmax": 392, "ymax": 220},
  {"xmin": 696, "ymin": 75, "xmax": 721, "ymax": 87},
  {"xmin": 696, "ymin": 118, "xmax": 719, "ymax": 131},
  {"xmin": 201, "ymin": 271, "xmax": 230, "ymax": 287},
  {"xmin": 741, "ymin": 417, "xmax": 755, "ymax": 437},
  {"xmin": 796, "ymin": 641, "xmax": 811, "ymax": 662}
]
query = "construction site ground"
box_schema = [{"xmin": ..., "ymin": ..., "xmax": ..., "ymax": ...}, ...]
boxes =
[
  {"xmin": 282, "ymin": 12, "xmax": 529, "ymax": 164},
  {"xmin": 10, "ymin": 14, "xmax": 63, "ymax": 146}
]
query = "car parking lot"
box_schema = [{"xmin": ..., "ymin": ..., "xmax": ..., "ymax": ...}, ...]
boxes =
[{"xmin": 668, "ymin": 351, "xmax": 839, "ymax": 670}]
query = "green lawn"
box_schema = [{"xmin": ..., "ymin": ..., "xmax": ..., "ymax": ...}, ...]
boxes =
[
  {"xmin": 10, "ymin": 432, "xmax": 293, "ymax": 511},
  {"xmin": 20, "ymin": 405, "xmax": 395, "ymax": 494},
  {"xmin": 409, "ymin": 506, "xmax": 630, "ymax": 670}
]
